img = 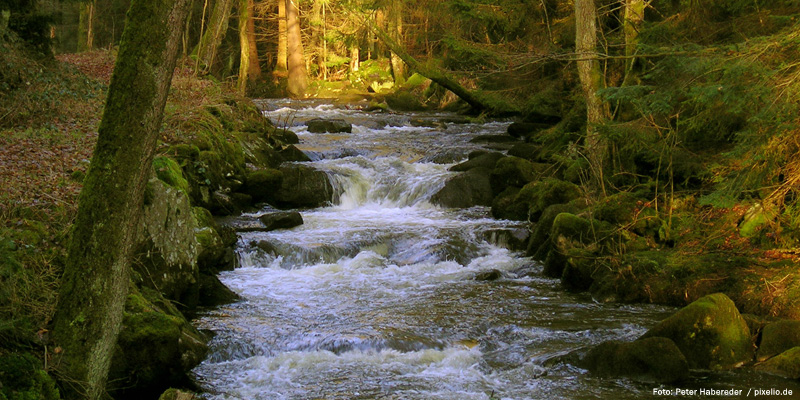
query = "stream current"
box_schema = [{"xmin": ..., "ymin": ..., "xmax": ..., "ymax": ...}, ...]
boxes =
[{"xmin": 192, "ymin": 100, "xmax": 799, "ymax": 399}]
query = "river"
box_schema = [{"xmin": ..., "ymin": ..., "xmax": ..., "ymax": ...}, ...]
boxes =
[{"xmin": 191, "ymin": 100, "xmax": 799, "ymax": 400}]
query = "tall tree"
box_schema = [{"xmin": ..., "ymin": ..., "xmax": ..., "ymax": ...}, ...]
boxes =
[
  {"xmin": 51, "ymin": 0, "xmax": 191, "ymax": 397},
  {"xmin": 238, "ymin": 0, "xmax": 261, "ymax": 94},
  {"xmin": 77, "ymin": 0, "xmax": 95, "ymax": 52},
  {"xmin": 388, "ymin": 0, "xmax": 405, "ymax": 85},
  {"xmin": 286, "ymin": 0, "xmax": 307, "ymax": 97},
  {"xmin": 623, "ymin": 0, "xmax": 645, "ymax": 85},
  {"xmin": 195, "ymin": 0, "xmax": 234, "ymax": 72},
  {"xmin": 274, "ymin": 0, "xmax": 288, "ymax": 76},
  {"xmin": 575, "ymin": 0, "xmax": 606, "ymax": 192}
]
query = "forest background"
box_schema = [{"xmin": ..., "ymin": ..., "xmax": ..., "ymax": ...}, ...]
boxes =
[{"xmin": 3, "ymin": 0, "xmax": 800, "ymax": 398}]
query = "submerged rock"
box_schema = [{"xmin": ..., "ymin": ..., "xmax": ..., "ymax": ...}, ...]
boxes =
[
  {"xmin": 431, "ymin": 167, "xmax": 494, "ymax": 208},
  {"xmin": 640, "ymin": 293, "xmax": 753, "ymax": 370},
  {"xmin": 307, "ymin": 118, "xmax": 352, "ymax": 133},
  {"xmin": 581, "ymin": 337, "xmax": 689, "ymax": 383}
]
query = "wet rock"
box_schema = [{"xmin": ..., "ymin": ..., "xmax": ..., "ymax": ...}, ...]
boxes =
[
  {"xmin": 508, "ymin": 143, "xmax": 547, "ymax": 162},
  {"xmin": 274, "ymin": 164, "xmax": 336, "ymax": 208},
  {"xmin": 109, "ymin": 287, "xmax": 208, "ymax": 399},
  {"xmin": 259, "ymin": 211, "xmax": 304, "ymax": 231},
  {"xmin": 474, "ymin": 269, "xmax": 503, "ymax": 281},
  {"xmin": 526, "ymin": 201, "xmax": 587, "ymax": 261},
  {"xmin": 198, "ymin": 272, "xmax": 240, "ymax": 307},
  {"xmin": 547, "ymin": 212, "xmax": 617, "ymax": 282},
  {"xmin": 386, "ymin": 91, "xmax": 427, "ymax": 111},
  {"xmin": 279, "ymin": 144, "xmax": 312, "ymax": 162},
  {"xmin": 581, "ymin": 337, "xmax": 689, "ymax": 383},
  {"xmin": 756, "ymin": 320, "xmax": 800, "ymax": 362},
  {"xmin": 158, "ymin": 389, "xmax": 200, "ymax": 400},
  {"xmin": 754, "ymin": 347, "xmax": 800, "ymax": 379},
  {"xmin": 449, "ymin": 152, "xmax": 505, "ymax": 172},
  {"xmin": 194, "ymin": 207, "xmax": 236, "ymax": 274},
  {"xmin": 271, "ymin": 128, "xmax": 300, "ymax": 145},
  {"xmin": 483, "ymin": 227, "xmax": 530, "ymax": 251},
  {"xmin": 491, "ymin": 187, "xmax": 528, "ymax": 221},
  {"xmin": 489, "ymin": 156, "xmax": 542, "ymax": 195},
  {"xmin": 507, "ymin": 122, "xmax": 551, "ymax": 139},
  {"xmin": 242, "ymin": 168, "xmax": 283, "ymax": 203},
  {"xmin": 431, "ymin": 167, "xmax": 494, "ymax": 208},
  {"xmin": 469, "ymin": 134, "xmax": 520, "ymax": 144},
  {"xmin": 640, "ymin": 293, "xmax": 754, "ymax": 370},
  {"xmin": 410, "ymin": 118, "xmax": 447, "ymax": 130},
  {"xmin": 307, "ymin": 118, "xmax": 352, "ymax": 133},
  {"xmin": 134, "ymin": 179, "xmax": 199, "ymax": 310},
  {"xmin": 517, "ymin": 178, "xmax": 582, "ymax": 222}
]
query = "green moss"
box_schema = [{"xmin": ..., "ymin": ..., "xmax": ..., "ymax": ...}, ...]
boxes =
[
  {"xmin": 754, "ymin": 346, "xmax": 800, "ymax": 379},
  {"xmin": 244, "ymin": 169, "xmax": 283, "ymax": 202},
  {"xmin": 0, "ymin": 353, "xmax": 60, "ymax": 400},
  {"xmin": 166, "ymin": 144, "xmax": 200, "ymax": 161},
  {"xmin": 517, "ymin": 178, "xmax": 582, "ymax": 222},
  {"xmin": 490, "ymin": 156, "xmax": 540, "ymax": 194},
  {"xmin": 153, "ymin": 156, "xmax": 190, "ymax": 194}
]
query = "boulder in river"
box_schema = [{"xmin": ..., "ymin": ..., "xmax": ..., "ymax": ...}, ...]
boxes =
[
  {"xmin": 259, "ymin": 211, "xmax": 304, "ymax": 231},
  {"xmin": 307, "ymin": 118, "xmax": 352, "ymax": 133},
  {"xmin": 756, "ymin": 320, "xmax": 800, "ymax": 362},
  {"xmin": 431, "ymin": 167, "xmax": 494, "ymax": 208},
  {"xmin": 581, "ymin": 337, "xmax": 689, "ymax": 383},
  {"xmin": 449, "ymin": 152, "xmax": 505, "ymax": 172},
  {"xmin": 278, "ymin": 144, "xmax": 312, "ymax": 163},
  {"xmin": 489, "ymin": 156, "xmax": 543, "ymax": 195},
  {"xmin": 243, "ymin": 168, "xmax": 283, "ymax": 203},
  {"xmin": 640, "ymin": 293, "xmax": 754, "ymax": 369},
  {"xmin": 754, "ymin": 346, "xmax": 800, "ymax": 379},
  {"xmin": 273, "ymin": 164, "xmax": 336, "ymax": 208}
]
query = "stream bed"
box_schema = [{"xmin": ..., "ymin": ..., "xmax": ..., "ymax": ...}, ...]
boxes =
[{"xmin": 191, "ymin": 100, "xmax": 799, "ymax": 399}]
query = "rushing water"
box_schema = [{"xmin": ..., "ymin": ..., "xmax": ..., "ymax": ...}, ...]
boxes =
[{"xmin": 192, "ymin": 100, "xmax": 800, "ymax": 400}]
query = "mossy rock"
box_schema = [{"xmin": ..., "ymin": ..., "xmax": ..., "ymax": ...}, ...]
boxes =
[
  {"xmin": 581, "ymin": 337, "xmax": 689, "ymax": 383},
  {"xmin": 641, "ymin": 293, "xmax": 753, "ymax": 370},
  {"xmin": 279, "ymin": 144, "xmax": 312, "ymax": 163},
  {"xmin": 166, "ymin": 144, "xmax": 200, "ymax": 161},
  {"xmin": 236, "ymin": 131, "xmax": 280, "ymax": 169},
  {"xmin": 431, "ymin": 167, "xmax": 494, "ymax": 209},
  {"xmin": 449, "ymin": 152, "xmax": 505, "ymax": 172},
  {"xmin": 243, "ymin": 168, "xmax": 283, "ymax": 203},
  {"xmin": 756, "ymin": 320, "xmax": 800, "ymax": 362},
  {"xmin": 198, "ymin": 272, "xmax": 240, "ymax": 307},
  {"xmin": 109, "ymin": 288, "xmax": 208, "ymax": 398},
  {"xmin": 386, "ymin": 90, "xmax": 427, "ymax": 112},
  {"xmin": 270, "ymin": 128, "xmax": 299, "ymax": 145},
  {"xmin": 517, "ymin": 178, "xmax": 581, "ymax": 222},
  {"xmin": 0, "ymin": 353, "xmax": 60, "ymax": 400},
  {"xmin": 526, "ymin": 201, "xmax": 587, "ymax": 261},
  {"xmin": 507, "ymin": 143, "xmax": 547, "ymax": 163},
  {"xmin": 158, "ymin": 388, "xmax": 200, "ymax": 400},
  {"xmin": 592, "ymin": 192, "xmax": 643, "ymax": 225},
  {"xmin": 491, "ymin": 186, "xmax": 528, "ymax": 221},
  {"xmin": 754, "ymin": 346, "xmax": 800, "ymax": 379},
  {"xmin": 194, "ymin": 206, "xmax": 235, "ymax": 273},
  {"xmin": 489, "ymin": 156, "xmax": 541, "ymax": 195},
  {"xmin": 153, "ymin": 156, "xmax": 190, "ymax": 195}
]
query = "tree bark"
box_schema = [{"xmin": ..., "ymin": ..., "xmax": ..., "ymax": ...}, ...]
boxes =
[
  {"xmin": 274, "ymin": 0, "xmax": 288, "ymax": 76},
  {"xmin": 575, "ymin": 0, "xmax": 606, "ymax": 192},
  {"xmin": 389, "ymin": 0, "xmax": 405, "ymax": 85},
  {"xmin": 623, "ymin": 0, "xmax": 645, "ymax": 85},
  {"xmin": 77, "ymin": 1, "xmax": 95, "ymax": 52},
  {"xmin": 371, "ymin": 23, "xmax": 511, "ymax": 115},
  {"xmin": 237, "ymin": 0, "xmax": 261, "ymax": 95},
  {"xmin": 286, "ymin": 0, "xmax": 307, "ymax": 98},
  {"xmin": 51, "ymin": 0, "xmax": 191, "ymax": 397},
  {"xmin": 195, "ymin": 0, "xmax": 234, "ymax": 72}
]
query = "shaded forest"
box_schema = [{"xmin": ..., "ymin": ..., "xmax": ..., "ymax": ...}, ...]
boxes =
[{"xmin": 3, "ymin": 0, "xmax": 800, "ymax": 398}]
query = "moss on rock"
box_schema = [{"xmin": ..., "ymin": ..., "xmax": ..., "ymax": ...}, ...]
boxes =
[
  {"xmin": 754, "ymin": 346, "xmax": 800, "ymax": 379},
  {"xmin": 243, "ymin": 168, "xmax": 283, "ymax": 203},
  {"xmin": 517, "ymin": 178, "xmax": 582, "ymax": 222},
  {"xmin": 489, "ymin": 156, "xmax": 541, "ymax": 195},
  {"xmin": 0, "ymin": 352, "xmax": 60, "ymax": 400},
  {"xmin": 641, "ymin": 293, "xmax": 753, "ymax": 370},
  {"xmin": 581, "ymin": 337, "xmax": 689, "ymax": 383},
  {"xmin": 153, "ymin": 156, "xmax": 190, "ymax": 195},
  {"xmin": 756, "ymin": 320, "xmax": 800, "ymax": 362}
]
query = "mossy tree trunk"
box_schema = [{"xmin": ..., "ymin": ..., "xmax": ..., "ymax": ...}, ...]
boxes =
[
  {"xmin": 237, "ymin": 0, "xmax": 261, "ymax": 95},
  {"xmin": 389, "ymin": 0, "xmax": 405, "ymax": 85},
  {"xmin": 274, "ymin": 0, "xmax": 288, "ymax": 76},
  {"xmin": 194, "ymin": 0, "xmax": 234, "ymax": 72},
  {"xmin": 286, "ymin": 0, "xmax": 307, "ymax": 97},
  {"xmin": 575, "ymin": 0, "xmax": 607, "ymax": 193},
  {"xmin": 622, "ymin": 0, "xmax": 645, "ymax": 85},
  {"xmin": 371, "ymin": 23, "xmax": 509, "ymax": 115},
  {"xmin": 51, "ymin": 0, "xmax": 191, "ymax": 397},
  {"xmin": 77, "ymin": 0, "xmax": 95, "ymax": 52}
]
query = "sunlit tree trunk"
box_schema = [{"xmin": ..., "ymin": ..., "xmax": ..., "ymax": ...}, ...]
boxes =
[
  {"xmin": 389, "ymin": 0, "xmax": 405, "ymax": 85},
  {"xmin": 274, "ymin": 0, "xmax": 288, "ymax": 76},
  {"xmin": 575, "ymin": 0, "xmax": 606, "ymax": 193},
  {"xmin": 195, "ymin": 0, "xmax": 234, "ymax": 72},
  {"xmin": 350, "ymin": 45, "xmax": 359, "ymax": 72},
  {"xmin": 238, "ymin": 0, "xmax": 261, "ymax": 95},
  {"xmin": 286, "ymin": 0, "xmax": 307, "ymax": 98},
  {"xmin": 623, "ymin": 0, "xmax": 645, "ymax": 85},
  {"xmin": 51, "ymin": 0, "xmax": 191, "ymax": 397}
]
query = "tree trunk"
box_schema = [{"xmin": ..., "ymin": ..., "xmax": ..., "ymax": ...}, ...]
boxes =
[
  {"xmin": 371, "ymin": 23, "xmax": 511, "ymax": 115},
  {"xmin": 575, "ymin": 0, "xmax": 606, "ymax": 192},
  {"xmin": 274, "ymin": 0, "xmax": 288, "ymax": 76},
  {"xmin": 623, "ymin": 0, "xmax": 645, "ymax": 85},
  {"xmin": 237, "ymin": 0, "xmax": 261, "ymax": 95},
  {"xmin": 194, "ymin": 0, "xmax": 234, "ymax": 72},
  {"xmin": 51, "ymin": 0, "xmax": 191, "ymax": 397},
  {"xmin": 286, "ymin": 0, "xmax": 307, "ymax": 98},
  {"xmin": 350, "ymin": 45, "xmax": 359, "ymax": 72},
  {"xmin": 389, "ymin": 0, "xmax": 405, "ymax": 85},
  {"xmin": 77, "ymin": 1, "xmax": 95, "ymax": 52}
]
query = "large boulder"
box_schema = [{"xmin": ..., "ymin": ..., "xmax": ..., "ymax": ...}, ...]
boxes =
[
  {"xmin": 259, "ymin": 211, "xmax": 304, "ymax": 231},
  {"xmin": 518, "ymin": 178, "xmax": 582, "ymax": 222},
  {"xmin": 307, "ymin": 118, "xmax": 352, "ymax": 133},
  {"xmin": 242, "ymin": 168, "xmax": 283, "ymax": 203},
  {"xmin": 756, "ymin": 320, "xmax": 800, "ymax": 362},
  {"xmin": 489, "ymin": 156, "xmax": 542, "ymax": 195},
  {"xmin": 754, "ymin": 347, "xmax": 800, "ymax": 379},
  {"xmin": 640, "ymin": 293, "xmax": 754, "ymax": 369},
  {"xmin": 133, "ymin": 179, "xmax": 199, "ymax": 310},
  {"xmin": 431, "ymin": 167, "xmax": 494, "ymax": 208},
  {"xmin": 525, "ymin": 201, "xmax": 587, "ymax": 261},
  {"xmin": 507, "ymin": 143, "xmax": 548, "ymax": 163},
  {"xmin": 273, "ymin": 164, "xmax": 336, "ymax": 208},
  {"xmin": 581, "ymin": 337, "xmax": 689, "ymax": 383},
  {"xmin": 109, "ymin": 287, "xmax": 208, "ymax": 399},
  {"xmin": 193, "ymin": 207, "xmax": 236, "ymax": 274},
  {"xmin": 449, "ymin": 152, "xmax": 505, "ymax": 172},
  {"xmin": 491, "ymin": 187, "xmax": 528, "ymax": 221}
]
